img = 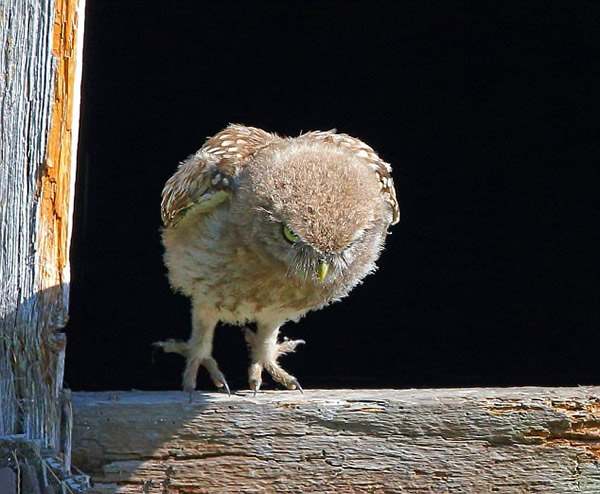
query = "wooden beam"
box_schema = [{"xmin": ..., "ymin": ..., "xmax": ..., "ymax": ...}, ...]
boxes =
[
  {"xmin": 72, "ymin": 387, "xmax": 600, "ymax": 492},
  {"xmin": 0, "ymin": 0, "xmax": 85, "ymax": 450}
]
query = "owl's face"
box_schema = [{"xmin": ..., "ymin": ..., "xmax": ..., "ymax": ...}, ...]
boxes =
[{"xmin": 232, "ymin": 140, "xmax": 388, "ymax": 285}]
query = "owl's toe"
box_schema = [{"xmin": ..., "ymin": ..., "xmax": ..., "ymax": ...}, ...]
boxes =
[
  {"xmin": 248, "ymin": 361, "xmax": 263, "ymax": 395},
  {"xmin": 274, "ymin": 371, "xmax": 303, "ymax": 392},
  {"xmin": 179, "ymin": 354, "xmax": 229, "ymax": 394},
  {"xmin": 202, "ymin": 355, "xmax": 229, "ymax": 395},
  {"xmin": 278, "ymin": 338, "xmax": 306, "ymax": 356},
  {"xmin": 153, "ymin": 339, "xmax": 189, "ymax": 357},
  {"xmin": 182, "ymin": 361, "xmax": 200, "ymax": 394},
  {"xmin": 264, "ymin": 361, "xmax": 304, "ymax": 392}
]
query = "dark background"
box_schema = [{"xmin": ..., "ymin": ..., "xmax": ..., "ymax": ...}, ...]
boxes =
[{"xmin": 65, "ymin": 1, "xmax": 599, "ymax": 392}]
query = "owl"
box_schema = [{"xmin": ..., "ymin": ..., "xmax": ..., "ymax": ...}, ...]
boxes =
[{"xmin": 155, "ymin": 124, "xmax": 399, "ymax": 394}]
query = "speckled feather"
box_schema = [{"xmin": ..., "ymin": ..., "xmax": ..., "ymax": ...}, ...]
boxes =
[
  {"xmin": 161, "ymin": 124, "xmax": 399, "ymax": 228},
  {"xmin": 161, "ymin": 125, "xmax": 279, "ymax": 227}
]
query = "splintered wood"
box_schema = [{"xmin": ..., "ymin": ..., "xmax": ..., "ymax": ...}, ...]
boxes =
[{"xmin": 72, "ymin": 387, "xmax": 600, "ymax": 493}]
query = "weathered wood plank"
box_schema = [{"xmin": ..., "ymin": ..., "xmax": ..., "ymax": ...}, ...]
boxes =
[
  {"xmin": 0, "ymin": 1, "xmax": 86, "ymax": 491},
  {"xmin": 72, "ymin": 387, "xmax": 600, "ymax": 493},
  {"xmin": 0, "ymin": 0, "xmax": 85, "ymax": 451}
]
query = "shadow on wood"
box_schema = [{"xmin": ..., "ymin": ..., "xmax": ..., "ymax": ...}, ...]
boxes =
[
  {"xmin": 72, "ymin": 387, "xmax": 600, "ymax": 492},
  {"xmin": 0, "ymin": 286, "xmax": 90, "ymax": 492}
]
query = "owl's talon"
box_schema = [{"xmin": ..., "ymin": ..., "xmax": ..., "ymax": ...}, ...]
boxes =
[
  {"xmin": 202, "ymin": 356, "xmax": 229, "ymax": 394},
  {"xmin": 290, "ymin": 378, "xmax": 304, "ymax": 394},
  {"xmin": 218, "ymin": 379, "xmax": 231, "ymax": 396}
]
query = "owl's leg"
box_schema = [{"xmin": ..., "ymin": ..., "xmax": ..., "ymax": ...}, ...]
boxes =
[
  {"xmin": 244, "ymin": 322, "xmax": 305, "ymax": 394},
  {"xmin": 154, "ymin": 308, "xmax": 229, "ymax": 395}
]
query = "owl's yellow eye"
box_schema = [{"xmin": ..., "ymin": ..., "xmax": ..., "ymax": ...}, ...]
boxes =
[{"xmin": 282, "ymin": 225, "xmax": 300, "ymax": 244}]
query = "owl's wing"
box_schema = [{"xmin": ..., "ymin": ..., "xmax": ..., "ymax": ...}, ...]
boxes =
[
  {"xmin": 300, "ymin": 130, "xmax": 400, "ymax": 225},
  {"xmin": 161, "ymin": 124, "xmax": 278, "ymax": 228}
]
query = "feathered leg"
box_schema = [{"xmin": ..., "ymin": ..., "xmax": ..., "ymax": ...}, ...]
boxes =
[
  {"xmin": 154, "ymin": 306, "xmax": 229, "ymax": 395},
  {"xmin": 245, "ymin": 320, "xmax": 305, "ymax": 394}
]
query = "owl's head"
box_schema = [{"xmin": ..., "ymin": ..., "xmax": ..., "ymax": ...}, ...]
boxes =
[{"xmin": 232, "ymin": 137, "xmax": 392, "ymax": 285}]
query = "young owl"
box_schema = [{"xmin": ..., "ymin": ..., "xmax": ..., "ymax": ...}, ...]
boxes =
[{"xmin": 155, "ymin": 124, "xmax": 399, "ymax": 394}]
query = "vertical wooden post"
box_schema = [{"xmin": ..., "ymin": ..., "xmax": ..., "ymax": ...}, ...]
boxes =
[{"xmin": 0, "ymin": 0, "xmax": 85, "ymax": 455}]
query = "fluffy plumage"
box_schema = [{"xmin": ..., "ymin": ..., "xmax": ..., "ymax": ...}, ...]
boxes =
[{"xmin": 155, "ymin": 124, "xmax": 399, "ymax": 393}]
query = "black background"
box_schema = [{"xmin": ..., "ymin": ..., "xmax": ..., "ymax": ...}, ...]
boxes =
[{"xmin": 65, "ymin": 1, "xmax": 599, "ymax": 392}]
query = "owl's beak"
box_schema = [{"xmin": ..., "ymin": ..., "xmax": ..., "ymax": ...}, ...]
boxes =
[{"xmin": 318, "ymin": 261, "xmax": 329, "ymax": 283}]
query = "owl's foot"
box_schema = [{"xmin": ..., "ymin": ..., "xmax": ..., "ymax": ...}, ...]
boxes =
[
  {"xmin": 153, "ymin": 339, "xmax": 230, "ymax": 395},
  {"xmin": 244, "ymin": 329, "xmax": 305, "ymax": 394}
]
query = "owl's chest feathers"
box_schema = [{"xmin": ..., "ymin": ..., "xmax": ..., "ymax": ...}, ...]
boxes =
[
  {"xmin": 162, "ymin": 213, "xmax": 337, "ymax": 323},
  {"xmin": 214, "ymin": 256, "xmax": 322, "ymax": 323}
]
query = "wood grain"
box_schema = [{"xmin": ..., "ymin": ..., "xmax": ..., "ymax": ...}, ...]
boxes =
[
  {"xmin": 0, "ymin": 0, "xmax": 85, "ymax": 452},
  {"xmin": 72, "ymin": 387, "xmax": 600, "ymax": 493}
]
